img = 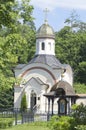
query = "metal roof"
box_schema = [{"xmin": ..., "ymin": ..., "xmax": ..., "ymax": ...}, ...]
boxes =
[
  {"xmin": 29, "ymin": 54, "xmax": 62, "ymax": 68},
  {"xmin": 36, "ymin": 23, "xmax": 55, "ymax": 39}
]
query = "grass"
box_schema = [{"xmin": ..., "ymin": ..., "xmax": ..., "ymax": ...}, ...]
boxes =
[{"xmin": 0, "ymin": 122, "xmax": 49, "ymax": 130}]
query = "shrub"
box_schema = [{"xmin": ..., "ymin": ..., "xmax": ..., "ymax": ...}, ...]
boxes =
[
  {"xmin": 71, "ymin": 103, "xmax": 86, "ymax": 125},
  {"xmin": 59, "ymin": 116, "xmax": 76, "ymax": 130},
  {"xmin": 48, "ymin": 115, "xmax": 76, "ymax": 130},
  {"xmin": 0, "ymin": 121, "xmax": 7, "ymax": 129},
  {"xmin": 0, "ymin": 118, "xmax": 13, "ymax": 128},
  {"xmin": 48, "ymin": 115, "xmax": 59, "ymax": 130},
  {"xmin": 21, "ymin": 93, "xmax": 27, "ymax": 112}
]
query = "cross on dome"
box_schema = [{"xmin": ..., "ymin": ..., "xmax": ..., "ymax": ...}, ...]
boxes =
[{"xmin": 43, "ymin": 8, "xmax": 49, "ymax": 24}]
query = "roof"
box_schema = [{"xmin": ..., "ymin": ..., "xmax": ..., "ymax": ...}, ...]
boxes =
[
  {"xmin": 44, "ymin": 91, "xmax": 56, "ymax": 97},
  {"xmin": 51, "ymin": 81, "xmax": 75, "ymax": 96},
  {"xmin": 44, "ymin": 81, "xmax": 75, "ymax": 98},
  {"xmin": 29, "ymin": 54, "xmax": 62, "ymax": 68},
  {"xmin": 15, "ymin": 64, "xmax": 26, "ymax": 69},
  {"xmin": 36, "ymin": 23, "xmax": 55, "ymax": 39},
  {"xmin": 76, "ymin": 94, "xmax": 86, "ymax": 98},
  {"xmin": 25, "ymin": 77, "xmax": 46, "ymax": 85},
  {"xmin": 77, "ymin": 94, "xmax": 86, "ymax": 96}
]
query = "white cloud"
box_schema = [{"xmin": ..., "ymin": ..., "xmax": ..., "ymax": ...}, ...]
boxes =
[{"xmin": 30, "ymin": 0, "xmax": 86, "ymax": 11}]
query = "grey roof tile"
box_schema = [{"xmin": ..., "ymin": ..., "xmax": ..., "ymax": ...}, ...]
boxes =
[{"xmin": 29, "ymin": 55, "xmax": 62, "ymax": 68}]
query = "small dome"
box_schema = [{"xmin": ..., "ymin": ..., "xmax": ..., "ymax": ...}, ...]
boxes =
[{"xmin": 36, "ymin": 23, "xmax": 55, "ymax": 39}]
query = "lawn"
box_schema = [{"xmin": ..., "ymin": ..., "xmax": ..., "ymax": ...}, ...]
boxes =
[{"xmin": 0, "ymin": 123, "xmax": 49, "ymax": 130}]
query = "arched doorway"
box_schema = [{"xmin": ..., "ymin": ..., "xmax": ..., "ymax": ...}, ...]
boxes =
[
  {"xmin": 30, "ymin": 90, "xmax": 37, "ymax": 111},
  {"xmin": 56, "ymin": 88, "xmax": 67, "ymax": 115},
  {"xmin": 58, "ymin": 98, "xmax": 67, "ymax": 115}
]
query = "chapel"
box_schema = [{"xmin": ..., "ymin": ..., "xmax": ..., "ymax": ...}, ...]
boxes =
[{"xmin": 14, "ymin": 14, "xmax": 86, "ymax": 115}]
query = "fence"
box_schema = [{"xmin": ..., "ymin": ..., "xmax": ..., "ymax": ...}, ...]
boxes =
[{"xmin": 0, "ymin": 108, "xmax": 52, "ymax": 125}]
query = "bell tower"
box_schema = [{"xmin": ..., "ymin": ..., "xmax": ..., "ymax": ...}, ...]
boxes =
[{"xmin": 35, "ymin": 9, "xmax": 55, "ymax": 56}]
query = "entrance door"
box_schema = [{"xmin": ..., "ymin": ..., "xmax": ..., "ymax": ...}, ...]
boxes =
[
  {"xmin": 30, "ymin": 90, "xmax": 37, "ymax": 111},
  {"xmin": 58, "ymin": 98, "xmax": 67, "ymax": 115}
]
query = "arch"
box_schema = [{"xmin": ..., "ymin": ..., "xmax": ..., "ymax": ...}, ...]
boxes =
[
  {"xmin": 21, "ymin": 67, "xmax": 57, "ymax": 84},
  {"xmin": 41, "ymin": 42, "xmax": 45, "ymax": 50}
]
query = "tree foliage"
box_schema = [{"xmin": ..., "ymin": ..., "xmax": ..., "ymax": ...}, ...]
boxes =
[
  {"xmin": 0, "ymin": 6, "xmax": 86, "ymax": 108},
  {"xmin": 55, "ymin": 12, "xmax": 86, "ymax": 84},
  {"xmin": 0, "ymin": 0, "xmax": 35, "ymax": 87},
  {"xmin": 71, "ymin": 103, "xmax": 86, "ymax": 125},
  {"xmin": 76, "ymin": 125, "xmax": 86, "ymax": 130},
  {"xmin": 74, "ymin": 83, "xmax": 86, "ymax": 94},
  {"xmin": 77, "ymin": 62, "xmax": 86, "ymax": 84},
  {"xmin": 0, "ymin": 0, "xmax": 17, "ymax": 28},
  {"xmin": 0, "ymin": 0, "xmax": 35, "ymax": 108},
  {"xmin": 0, "ymin": 88, "xmax": 14, "ymax": 108}
]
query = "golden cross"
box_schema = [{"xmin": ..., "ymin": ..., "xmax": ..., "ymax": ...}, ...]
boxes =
[{"xmin": 43, "ymin": 8, "xmax": 49, "ymax": 23}]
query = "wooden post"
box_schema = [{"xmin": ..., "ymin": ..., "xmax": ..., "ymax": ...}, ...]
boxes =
[
  {"xmin": 47, "ymin": 98, "xmax": 50, "ymax": 121},
  {"xmin": 48, "ymin": 98, "xmax": 50, "ymax": 114},
  {"xmin": 51, "ymin": 98, "xmax": 54, "ymax": 115}
]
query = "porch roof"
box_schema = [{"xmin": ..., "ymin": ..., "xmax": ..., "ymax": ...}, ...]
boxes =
[
  {"xmin": 44, "ymin": 81, "xmax": 76, "ymax": 98},
  {"xmin": 51, "ymin": 81, "xmax": 75, "ymax": 96}
]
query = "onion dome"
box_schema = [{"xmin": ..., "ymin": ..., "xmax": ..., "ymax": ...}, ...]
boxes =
[{"xmin": 36, "ymin": 23, "xmax": 55, "ymax": 39}]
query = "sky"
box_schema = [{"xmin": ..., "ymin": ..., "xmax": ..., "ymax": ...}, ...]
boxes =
[{"xmin": 30, "ymin": 0, "xmax": 86, "ymax": 31}]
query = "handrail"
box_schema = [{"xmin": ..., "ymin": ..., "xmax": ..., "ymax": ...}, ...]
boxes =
[{"xmin": 33, "ymin": 104, "xmax": 40, "ymax": 112}]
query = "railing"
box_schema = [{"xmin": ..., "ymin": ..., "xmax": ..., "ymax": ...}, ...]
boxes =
[
  {"xmin": 0, "ymin": 108, "xmax": 52, "ymax": 125},
  {"xmin": 33, "ymin": 104, "xmax": 40, "ymax": 113}
]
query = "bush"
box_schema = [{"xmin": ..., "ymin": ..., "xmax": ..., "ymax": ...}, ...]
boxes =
[
  {"xmin": 48, "ymin": 115, "xmax": 76, "ymax": 130},
  {"xmin": 71, "ymin": 103, "xmax": 86, "ymax": 125},
  {"xmin": 0, "ymin": 118, "xmax": 13, "ymax": 129},
  {"xmin": 48, "ymin": 115, "xmax": 59, "ymax": 130}
]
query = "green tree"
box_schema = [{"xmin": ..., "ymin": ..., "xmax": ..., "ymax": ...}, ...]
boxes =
[
  {"xmin": 76, "ymin": 125, "xmax": 86, "ymax": 130},
  {"xmin": 0, "ymin": 0, "xmax": 17, "ymax": 28},
  {"xmin": 0, "ymin": 0, "xmax": 35, "ymax": 108},
  {"xmin": 0, "ymin": 88, "xmax": 14, "ymax": 108},
  {"xmin": 74, "ymin": 83, "xmax": 86, "ymax": 94},
  {"xmin": 55, "ymin": 19, "xmax": 86, "ymax": 83},
  {"xmin": 64, "ymin": 10, "xmax": 86, "ymax": 32},
  {"xmin": 21, "ymin": 93, "xmax": 27, "ymax": 111},
  {"xmin": 77, "ymin": 62, "xmax": 86, "ymax": 84},
  {"xmin": 64, "ymin": 10, "xmax": 80, "ymax": 31},
  {"xmin": 55, "ymin": 26, "xmax": 81, "ymax": 76}
]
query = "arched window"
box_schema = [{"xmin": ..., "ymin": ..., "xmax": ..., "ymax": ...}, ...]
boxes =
[
  {"xmin": 30, "ymin": 90, "xmax": 37, "ymax": 110},
  {"xmin": 41, "ymin": 42, "xmax": 45, "ymax": 50},
  {"xmin": 58, "ymin": 98, "xmax": 67, "ymax": 115},
  {"xmin": 48, "ymin": 42, "xmax": 51, "ymax": 50}
]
